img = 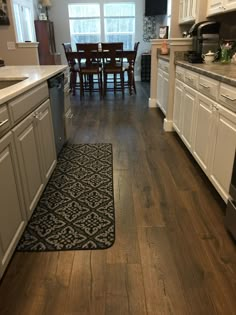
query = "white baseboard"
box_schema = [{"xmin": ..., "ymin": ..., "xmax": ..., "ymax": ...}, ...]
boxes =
[
  {"xmin": 163, "ymin": 119, "xmax": 174, "ymax": 132},
  {"xmin": 149, "ymin": 98, "xmax": 157, "ymax": 108}
]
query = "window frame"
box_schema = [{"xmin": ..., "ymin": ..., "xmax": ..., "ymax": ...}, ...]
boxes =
[
  {"xmin": 11, "ymin": 0, "xmax": 36, "ymax": 43},
  {"xmin": 68, "ymin": 2, "xmax": 135, "ymax": 50}
]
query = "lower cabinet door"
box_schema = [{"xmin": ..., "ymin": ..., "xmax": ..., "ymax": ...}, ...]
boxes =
[
  {"xmin": 181, "ymin": 85, "xmax": 197, "ymax": 151},
  {"xmin": 36, "ymin": 100, "xmax": 57, "ymax": 184},
  {"xmin": 173, "ymin": 80, "xmax": 184, "ymax": 135},
  {"xmin": 0, "ymin": 132, "xmax": 26, "ymax": 279},
  {"xmin": 209, "ymin": 105, "xmax": 236, "ymax": 202},
  {"xmin": 156, "ymin": 67, "xmax": 163, "ymax": 109},
  {"xmin": 192, "ymin": 94, "xmax": 214, "ymax": 173},
  {"xmin": 162, "ymin": 71, "xmax": 169, "ymax": 115},
  {"xmin": 13, "ymin": 113, "xmax": 44, "ymax": 219}
]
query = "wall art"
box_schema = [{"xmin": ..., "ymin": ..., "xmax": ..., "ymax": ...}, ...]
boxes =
[{"xmin": 0, "ymin": 0, "xmax": 10, "ymax": 25}]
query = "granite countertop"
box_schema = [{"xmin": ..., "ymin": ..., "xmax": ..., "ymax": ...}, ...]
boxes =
[
  {"xmin": 175, "ymin": 60, "xmax": 236, "ymax": 87},
  {"xmin": 0, "ymin": 65, "xmax": 67, "ymax": 105}
]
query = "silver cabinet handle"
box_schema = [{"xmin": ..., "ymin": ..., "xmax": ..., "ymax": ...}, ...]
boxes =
[
  {"xmin": 221, "ymin": 94, "xmax": 236, "ymax": 101},
  {"xmin": 199, "ymin": 83, "xmax": 210, "ymax": 89},
  {"xmin": 0, "ymin": 119, "xmax": 8, "ymax": 127}
]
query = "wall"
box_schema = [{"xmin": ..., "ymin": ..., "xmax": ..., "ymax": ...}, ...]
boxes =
[
  {"xmin": 49, "ymin": 0, "xmax": 165, "ymax": 80},
  {"xmin": 0, "ymin": 0, "xmax": 39, "ymax": 65}
]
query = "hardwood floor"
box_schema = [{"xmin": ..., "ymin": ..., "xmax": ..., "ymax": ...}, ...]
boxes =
[{"xmin": 0, "ymin": 82, "xmax": 235, "ymax": 315}]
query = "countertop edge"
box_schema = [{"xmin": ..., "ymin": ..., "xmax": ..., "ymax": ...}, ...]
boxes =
[
  {"xmin": 175, "ymin": 60, "xmax": 236, "ymax": 87},
  {"xmin": 0, "ymin": 65, "xmax": 68, "ymax": 105}
]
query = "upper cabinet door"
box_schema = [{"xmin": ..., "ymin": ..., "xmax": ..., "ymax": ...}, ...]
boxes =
[
  {"xmin": 207, "ymin": 0, "xmax": 236, "ymax": 17},
  {"xmin": 207, "ymin": 0, "xmax": 224, "ymax": 16},
  {"xmin": 224, "ymin": 0, "xmax": 236, "ymax": 12},
  {"xmin": 179, "ymin": 0, "xmax": 197, "ymax": 23}
]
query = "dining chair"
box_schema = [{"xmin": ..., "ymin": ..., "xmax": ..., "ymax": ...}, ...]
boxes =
[
  {"xmin": 62, "ymin": 43, "xmax": 79, "ymax": 95},
  {"xmin": 76, "ymin": 43, "xmax": 101, "ymax": 94},
  {"xmin": 124, "ymin": 41, "xmax": 140, "ymax": 94},
  {"xmin": 75, "ymin": 50, "xmax": 103, "ymax": 99},
  {"xmin": 122, "ymin": 50, "xmax": 136, "ymax": 95},
  {"xmin": 101, "ymin": 42, "xmax": 124, "ymax": 96}
]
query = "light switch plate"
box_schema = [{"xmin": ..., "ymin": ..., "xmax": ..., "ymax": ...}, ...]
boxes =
[{"xmin": 7, "ymin": 42, "xmax": 16, "ymax": 50}]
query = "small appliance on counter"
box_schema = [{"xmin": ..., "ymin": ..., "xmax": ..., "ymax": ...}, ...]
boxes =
[{"xmin": 187, "ymin": 21, "xmax": 220, "ymax": 63}]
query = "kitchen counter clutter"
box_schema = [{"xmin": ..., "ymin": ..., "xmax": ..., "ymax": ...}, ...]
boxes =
[{"xmin": 0, "ymin": 65, "xmax": 68, "ymax": 280}]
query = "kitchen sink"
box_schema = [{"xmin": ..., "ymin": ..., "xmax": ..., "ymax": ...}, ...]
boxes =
[{"xmin": 0, "ymin": 78, "xmax": 27, "ymax": 89}]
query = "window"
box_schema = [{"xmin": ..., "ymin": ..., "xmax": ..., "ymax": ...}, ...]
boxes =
[
  {"xmin": 12, "ymin": 0, "xmax": 36, "ymax": 42},
  {"xmin": 68, "ymin": 4, "xmax": 101, "ymax": 49},
  {"xmin": 68, "ymin": 3, "xmax": 135, "ymax": 50},
  {"xmin": 104, "ymin": 3, "xmax": 135, "ymax": 49}
]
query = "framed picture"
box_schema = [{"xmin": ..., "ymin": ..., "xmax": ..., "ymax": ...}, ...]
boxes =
[
  {"xmin": 159, "ymin": 26, "xmax": 168, "ymax": 39},
  {"xmin": 0, "ymin": 0, "xmax": 10, "ymax": 25}
]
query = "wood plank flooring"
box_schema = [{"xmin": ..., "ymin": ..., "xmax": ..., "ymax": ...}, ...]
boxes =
[{"xmin": 0, "ymin": 82, "xmax": 235, "ymax": 315}]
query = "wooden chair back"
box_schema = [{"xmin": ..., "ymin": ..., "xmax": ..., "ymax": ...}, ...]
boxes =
[
  {"xmin": 62, "ymin": 42, "xmax": 73, "ymax": 53},
  {"xmin": 101, "ymin": 42, "xmax": 123, "ymax": 51},
  {"xmin": 76, "ymin": 43, "xmax": 99, "ymax": 52}
]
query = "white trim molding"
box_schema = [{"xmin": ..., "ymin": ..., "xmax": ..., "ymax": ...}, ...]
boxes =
[
  {"xmin": 163, "ymin": 118, "xmax": 174, "ymax": 132},
  {"xmin": 149, "ymin": 98, "xmax": 158, "ymax": 108}
]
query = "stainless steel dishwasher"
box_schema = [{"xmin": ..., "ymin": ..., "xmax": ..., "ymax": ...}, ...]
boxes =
[{"xmin": 48, "ymin": 73, "xmax": 65, "ymax": 155}]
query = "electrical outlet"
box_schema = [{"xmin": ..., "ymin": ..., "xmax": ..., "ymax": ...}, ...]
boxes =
[{"xmin": 7, "ymin": 42, "xmax": 16, "ymax": 50}]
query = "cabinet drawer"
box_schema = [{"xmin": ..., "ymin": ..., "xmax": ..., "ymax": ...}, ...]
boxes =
[
  {"xmin": 0, "ymin": 105, "xmax": 10, "ymax": 137},
  {"xmin": 199, "ymin": 75, "xmax": 219, "ymax": 101},
  {"xmin": 9, "ymin": 82, "xmax": 49, "ymax": 124},
  {"xmin": 176, "ymin": 66, "xmax": 185, "ymax": 81},
  {"xmin": 184, "ymin": 70, "xmax": 198, "ymax": 89},
  {"xmin": 219, "ymin": 83, "xmax": 236, "ymax": 113}
]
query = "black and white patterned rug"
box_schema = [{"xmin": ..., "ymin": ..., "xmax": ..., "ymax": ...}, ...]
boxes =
[{"xmin": 17, "ymin": 143, "xmax": 115, "ymax": 251}]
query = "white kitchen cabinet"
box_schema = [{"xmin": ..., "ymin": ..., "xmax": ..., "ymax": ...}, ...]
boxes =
[
  {"xmin": 208, "ymin": 104, "xmax": 236, "ymax": 202},
  {"xmin": 0, "ymin": 131, "xmax": 26, "ymax": 278},
  {"xmin": 156, "ymin": 60, "xmax": 169, "ymax": 116},
  {"xmin": 13, "ymin": 99, "xmax": 56, "ymax": 219},
  {"xmin": 173, "ymin": 79, "xmax": 184, "ymax": 135},
  {"xmin": 173, "ymin": 65, "xmax": 236, "ymax": 202},
  {"xmin": 13, "ymin": 111, "xmax": 44, "ymax": 219},
  {"xmin": 36, "ymin": 100, "xmax": 57, "ymax": 183},
  {"xmin": 181, "ymin": 85, "xmax": 197, "ymax": 151},
  {"xmin": 64, "ymin": 83, "xmax": 73, "ymax": 141},
  {"xmin": 192, "ymin": 93, "xmax": 214, "ymax": 173},
  {"xmin": 207, "ymin": 0, "xmax": 236, "ymax": 16},
  {"xmin": 179, "ymin": 0, "xmax": 197, "ymax": 23}
]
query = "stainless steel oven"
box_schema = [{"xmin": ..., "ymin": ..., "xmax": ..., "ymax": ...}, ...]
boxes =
[{"xmin": 225, "ymin": 151, "xmax": 236, "ymax": 240}]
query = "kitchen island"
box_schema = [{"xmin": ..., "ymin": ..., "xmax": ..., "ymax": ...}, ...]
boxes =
[{"xmin": 0, "ymin": 65, "xmax": 67, "ymax": 280}]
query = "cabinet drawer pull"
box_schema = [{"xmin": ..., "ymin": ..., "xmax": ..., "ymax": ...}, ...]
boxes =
[
  {"xmin": 221, "ymin": 94, "xmax": 236, "ymax": 101},
  {"xmin": 0, "ymin": 119, "xmax": 8, "ymax": 127},
  {"xmin": 199, "ymin": 83, "xmax": 210, "ymax": 89}
]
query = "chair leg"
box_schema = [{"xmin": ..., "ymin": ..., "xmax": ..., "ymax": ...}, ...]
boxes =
[
  {"xmin": 103, "ymin": 73, "xmax": 107, "ymax": 96},
  {"xmin": 121, "ymin": 72, "xmax": 124, "ymax": 98},
  {"xmin": 114, "ymin": 74, "xmax": 117, "ymax": 94},
  {"xmin": 133, "ymin": 77, "xmax": 136, "ymax": 94},
  {"xmin": 79, "ymin": 74, "xmax": 84, "ymax": 100},
  {"xmin": 71, "ymin": 71, "xmax": 76, "ymax": 95}
]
